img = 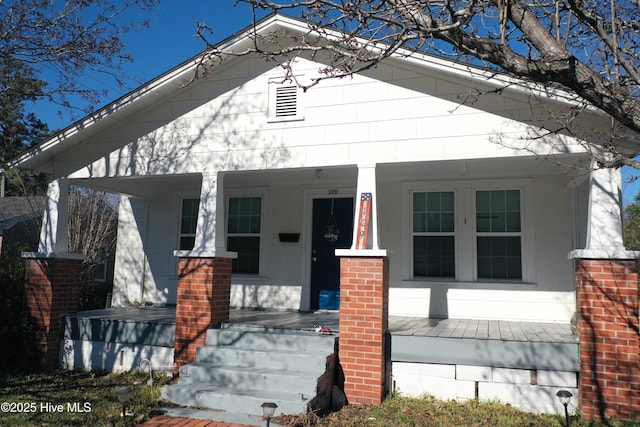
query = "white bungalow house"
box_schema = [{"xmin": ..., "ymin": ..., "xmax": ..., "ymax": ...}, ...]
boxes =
[{"xmin": 12, "ymin": 14, "xmax": 639, "ymax": 420}]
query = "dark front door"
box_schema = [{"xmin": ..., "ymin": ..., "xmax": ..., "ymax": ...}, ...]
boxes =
[{"xmin": 310, "ymin": 197, "xmax": 354, "ymax": 310}]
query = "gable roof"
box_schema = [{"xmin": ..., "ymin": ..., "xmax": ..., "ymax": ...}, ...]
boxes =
[
  {"xmin": 10, "ymin": 13, "xmax": 596, "ymax": 174},
  {"xmin": 0, "ymin": 196, "xmax": 44, "ymax": 231}
]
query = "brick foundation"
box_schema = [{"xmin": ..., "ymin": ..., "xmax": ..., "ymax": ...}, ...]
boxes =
[
  {"xmin": 173, "ymin": 257, "xmax": 232, "ymax": 374},
  {"xmin": 24, "ymin": 257, "xmax": 83, "ymax": 370},
  {"xmin": 575, "ymin": 259, "xmax": 640, "ymax": 421},
  {"xmin": 338, "ymin": 256, "xmax": 389, "ymax": 405}
]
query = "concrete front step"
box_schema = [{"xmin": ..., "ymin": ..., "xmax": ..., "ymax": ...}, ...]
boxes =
[
  {"xmin": 162, "ymin": 326, "xmax": 337, "ymax": 416},
  {"xmin": 196, "ymin": 345, "xmax": 329, "ymax": 372},
  {"xmin": 162, "ymin": 383, "xmax": 312, "ymax": 416},
  {"xmin": 206, "ymin": 328, "xmax": 336, "ymax": 352},
  {"xmin": 177, "ymin": 361, "xmax": 319, "ymax": 393}
]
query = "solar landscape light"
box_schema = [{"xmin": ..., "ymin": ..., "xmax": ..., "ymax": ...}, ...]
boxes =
[
  {"xmin": 261, "ymin": 402, "xmax": 278, "ymax": 427},
  {"xmin": 116, "ymin": 386, "xmax": 132, "ymax": 417},
  {"xmin": 556, "ymin": 389, "xmax": 573, "ymax": 427}
]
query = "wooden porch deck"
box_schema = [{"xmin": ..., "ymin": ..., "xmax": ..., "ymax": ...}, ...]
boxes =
[
  {"xmin": 69, "ymin": 306, "xmax": 576, "ymax": 343},
  {"xmin": 229, "ymin": 308, "xmax": 577, "ymax": 344},
  {"xmin": 67, "ymin": 307, "xmax": 578, "ymax": 372}
]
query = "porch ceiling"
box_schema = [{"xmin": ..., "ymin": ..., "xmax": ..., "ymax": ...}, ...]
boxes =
[
  {"xmin": 68, "ymin": 154, "xmax": 588, "ymax": 198},
  {"xmin": 377, "ymin": 154, "xmax": 589, "ymax": 183},
  {"xmin": 69, "ymin": 174, "xmax": 203, "ymax": 198}
]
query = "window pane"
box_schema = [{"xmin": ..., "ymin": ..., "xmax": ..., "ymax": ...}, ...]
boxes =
[
  {"xmin": 441, "ymin": 191, "xmax": 454, "ymax": 211},
  {"xmin": 181, "ymin": 199, "xmax": 199, "ymax": 234},
  {"xmin": 239, "ymin": 215, "xmax": 251, "ymax": 233},
  {"xmin": 477, "ymin": 236, "xmax": 522, "ymax": 280},
  {"xmin": 506, "ymin": 190, "xmax": 520, "ymax": 210},
  {"xmin": 228, "ymin": 197, "xmax": 261, "ymax": 234},
  {"xmin": 426, "ymin": 212, "xmax": 441, "ymax": 232},
  {"xmin": 228, "ymin": 236, "xmax": 260, "ymax": 274},
  {"xmin": 227, "ymin": 215, "xmax": 239, "ymax": 234},
  {"xmin": 426, "ymin": 192, "xmax": 441, "ymax": 211},
  {"xmin": 250, "ymin": 215, "xmax": 261, "ymax": 233},
  {"xmin": 239, "ymin": 197, "xmax": 251, "ymax": 214},
  {"xmin": 491, "ymin": 211, "xmax": 506, "ymax": 232},
  {"xmin": 250, "ymin": 197, "xmax": 262, "ymax": 215},
  {"xmin": 491, "ymin": 190, "xmax": 506, "ymax": 211},
  {"xmin": 441, "ymin": 212, "xmax": 455, "ymax": 233},
  {"xmin": 179, "ymin": 236, "xmax": 196, "ymax": 251},
  {"xmin": 506, "ymin": 212, "xmax": 521, "ymax": 232},
  {"xmin": 413, "ymin": 236, "xmax": 455, "ymax": 278},
  {"xmin": 229, "ymin": 198, "xmax": 239, "ymax": 215},
  {"xmin": 476, "ymin": 191, "xmax": 491, "ymax": 212},
  {"xmin": 414, "ymin": 212, "xmax": 426, "ymax": 232},
  {"xmin": 413, "ymin": 192, "xmax": 427, "ymax": 211},
  {"xmin": 476, "ymin": 190, "xmax": 521, "ymax": 233},
  {"xmin": 413, "ymin": 191, "xmax": 455, "ymax": 233}
]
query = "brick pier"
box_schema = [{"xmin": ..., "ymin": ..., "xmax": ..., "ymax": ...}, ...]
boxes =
[
  {"xmin": 574, "ymin": 259, "xmax": 640, "ymax": 421},
  {"xmin": 338, "ymin": 256, "xmax": 389, "ymax": 405},
  {"xmin": 24, "ymin": 257, "xmax": 83, "ymax": 370},
  {"xmin": 173, "ymin": 257, "xmax": 232, "ymax": 374}
]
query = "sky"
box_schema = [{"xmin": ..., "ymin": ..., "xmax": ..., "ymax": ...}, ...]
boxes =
[
  {"xmin": 26, "ymin": 0, "xmax": 640, "ymax": 204},
  {"xmin": 32, "ymin": 0, "xmax": 265, "ymax": 130}
]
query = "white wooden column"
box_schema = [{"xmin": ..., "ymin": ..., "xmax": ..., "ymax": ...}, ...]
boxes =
[
  {"xmin": 337, "ymin": 164, "xmax": 387, "ymax": 257},
  {"xmin": 38, "ymin": 178, "xmax": 70, "ymax": 256},
  {"xmin": 570, "ymin": 161, "xmax": 636, "ymax": 259},
  {"xmin": 177, "ymin": 171, "xmax": 236, "ymax": 258}
]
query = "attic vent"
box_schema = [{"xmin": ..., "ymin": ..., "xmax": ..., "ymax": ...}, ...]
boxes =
[
  {"xmin": 275, "ymin": 86, "xmax": 298, "ymax": 118},
  {"xmin": 268, "ymin": 79, "xmax": 304, "ymax": 122}
]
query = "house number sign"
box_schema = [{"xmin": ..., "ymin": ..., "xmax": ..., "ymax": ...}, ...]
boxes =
[{"xmin": 328, "ymin": 188, "xmax": 338, "ymax": 195}]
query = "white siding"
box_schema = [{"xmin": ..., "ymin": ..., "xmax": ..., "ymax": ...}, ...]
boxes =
[{"xmin": 67, "ymin": 57, "xmax": 589, "ymax": 181}]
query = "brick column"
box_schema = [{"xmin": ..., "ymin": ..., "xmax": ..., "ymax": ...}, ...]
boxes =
[
  {"xmin": 574, "ymin": 259, "xmax": 640, "ymax": 421},
  {"xmin": 24, "ymin": 257, "xmax": 83, "ymax": 370},
  {"xmin": 173, "ymin": 257, "xmax": 232, "ymax": 374},
  {"xmin": 338, "ymin": 256, "xmax": 389, "ymax": 405}
]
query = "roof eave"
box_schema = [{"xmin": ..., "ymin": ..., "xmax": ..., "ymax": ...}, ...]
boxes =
[{"xmin": 9, "ymin": 13, "xmax": 307, "ymax": 172}]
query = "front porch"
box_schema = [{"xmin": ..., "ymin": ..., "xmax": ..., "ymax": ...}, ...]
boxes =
[
  {"xmin": 62, "ymin": 306, "xmax": 577, "ymax": 371},
  {"xmin": 63, "ymin": 306, "xmax": 576, "ymax": 339}
]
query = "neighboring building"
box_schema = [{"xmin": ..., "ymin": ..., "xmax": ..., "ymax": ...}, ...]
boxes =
[
  {"xmin": 0, "ymin": 197, "xmax": 44, "ymax": 255},
  {"xmin": 9, "ymin": 14, "xmax": 639, "ymax": 420}
]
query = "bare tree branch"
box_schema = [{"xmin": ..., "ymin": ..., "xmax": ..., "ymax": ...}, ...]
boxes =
[{"xmin": 203, "ymin": 0, "xmax": 640, "ymax": 167}]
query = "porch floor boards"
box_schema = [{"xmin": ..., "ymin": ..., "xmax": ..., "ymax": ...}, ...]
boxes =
[{"xmin": 71, "ymin": 307, "xmax": 577, "ymax": 344}]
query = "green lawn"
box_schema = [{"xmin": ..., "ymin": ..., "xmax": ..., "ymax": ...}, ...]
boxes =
[
  {"xmin": 277, "ymin": 394, "xmax": 640, "ymax": 427},
  {"xmin": 0, "ymin": 370, "xmax": 168, "ymax": 426},
  {"xmin": 1, "ymin": 370, "xmax": 638, "ymax": 427}
]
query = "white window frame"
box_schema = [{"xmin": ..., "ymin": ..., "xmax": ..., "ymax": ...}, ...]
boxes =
[
  {"xmin": 402, "ymin": 179, "xmax": 535, "ymax": 285},
  {"xmin": 410, "ymin": 190, "xmax": 457, "ymax": 280},
  {"xmin": 178, "ymin": 197, "xmax": 200, "ymax": 251},
  {"xmin": 93, "ymin": 246, "xmax": 108, "ymax": 283},
  {"xmin": 474, "ymin": 188, "xmax": 524, "ymax": 282},
  {"xmin": 225, "ymin": 189, "xmax": 269, "ymax": 277}
]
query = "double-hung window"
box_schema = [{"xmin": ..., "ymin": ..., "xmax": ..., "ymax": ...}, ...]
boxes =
[
  {"xmin": 475, "ymin": 190, "xmax": 522, "ymax": 280},
  {"xmin": 408, "ymin": 181, "xmax": 529, "ymax": 283},
  {"xmin": 227, "ymin": 197, "xmax": 262, "ymax": 274},
  {"xmin": 412, "ymin": 191, "xmax": 456, "ymax": 278},
  {"xmin": 179, "ymin": 198, "xmax": 200, "ymax": 250}
]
